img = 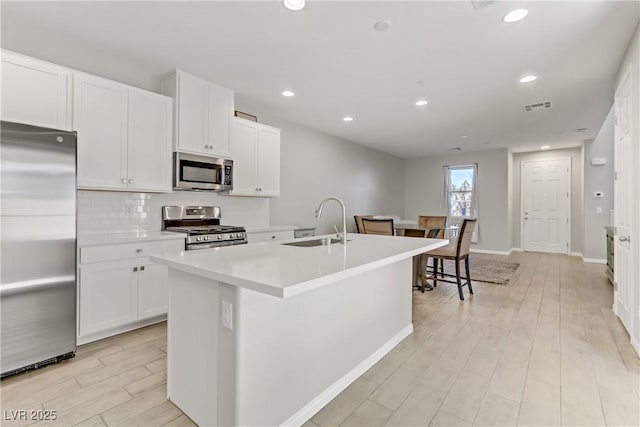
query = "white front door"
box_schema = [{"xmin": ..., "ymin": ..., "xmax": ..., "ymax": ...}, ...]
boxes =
[
  {"xmin": 613, "ymin": 67, "xmax": 634, "ymax": 335},
  {"xmin": 522, "ymin": 158, "xmax": 571, "ymax": 254}
]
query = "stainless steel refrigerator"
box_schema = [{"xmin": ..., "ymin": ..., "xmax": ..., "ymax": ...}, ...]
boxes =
[{"xmin": 1, "ymin": 121, "xmax": 77, "ymax": 377}]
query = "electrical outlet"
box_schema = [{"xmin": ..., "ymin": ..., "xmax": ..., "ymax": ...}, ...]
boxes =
[
  {"xmin": 593, "ymin": 191, "xmax": 604, "ymax": 198},
  {"xmin": 221, "ymin": 301, "xmax": 233, "ymax": 330}
]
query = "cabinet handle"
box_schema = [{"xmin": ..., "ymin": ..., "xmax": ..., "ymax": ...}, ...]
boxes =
[
  {"xmin": 128, "ymin": 179, "xmax": 134, "ymax": 184},
  {"xmin": 136, "ymin": 248, "xmax": 143, "ymax": 253},
  {"xmin": 133, "ymin": 267, "xmax": 138, "ymax": 272},
  {"xmin": 121, "ymin": 178, "xmax": 127, "ymax": 184},
  {"xmin": 140, "ymin": 266, "xmax": 145, "ymax": 271},
  {"xmin": 255, "ymin": 187, "xmax": 259, "ymax": 191},
  {"xmin": 619, "ymin": 236, "xmax": 630, "ymax": 242},
  {"xmin": 271, "ymin": 235, "xmax": 276, "ymax": 239}
]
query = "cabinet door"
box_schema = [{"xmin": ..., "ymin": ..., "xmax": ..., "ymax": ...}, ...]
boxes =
[
  {"xmin": 207, "ymin": 82, "xmax": 233, "ymax": 157},
  {"xmin": 247, "ymin": 230, "xmax": 294, "ymax": 243},
  {"xmin": 229, "ymin": 118, "xmax": 259, "ymax": 195},
  {"xmin": 257, "ymin": 124, "xmax": 281, "ymax": 197},
  {"xmin": 79, "ymin": 260, "xmax": 138, "ymax": 336},
  {"xmin": 176, "ymin": 71, "xmax": 209, "ymax": 155},
  {"xmin": 74, "ymin": 73, "xmax": 128, "ymax": 190},
  {"xmin": 127, "ymin": 88, "xmax": 172, "ymax": 192},
  {"xmin": 1, "ymin": 51, "xmax": 71, "ymax": 130},
  {"xmin": 138, "ymin": 262, "xmax": 169, "ymax": 320}
]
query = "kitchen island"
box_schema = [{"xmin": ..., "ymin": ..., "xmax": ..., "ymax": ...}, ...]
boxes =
[{"xmin": 151, "ymin": 233, "xmax": 447, "ymax": 426}]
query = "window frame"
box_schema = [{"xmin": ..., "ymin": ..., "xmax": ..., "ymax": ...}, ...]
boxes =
[{"xmin": 446, "ymin": 165, "xmax": 475, "ymax": 219}]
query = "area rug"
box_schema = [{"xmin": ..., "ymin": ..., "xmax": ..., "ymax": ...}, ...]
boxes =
[{"xmin": 438, "ymin": 258, "xmax": 519, "ymax": 285}]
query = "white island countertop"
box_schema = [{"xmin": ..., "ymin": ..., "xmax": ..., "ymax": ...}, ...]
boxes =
[{"xmin": 151, "ymin": 233, "xmax": 447, "ymax": 298}]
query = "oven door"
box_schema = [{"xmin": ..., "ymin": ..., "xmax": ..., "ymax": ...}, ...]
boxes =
[{"xmin": 174, "ymin": 152, "xmax": 233, "ymax": 191}]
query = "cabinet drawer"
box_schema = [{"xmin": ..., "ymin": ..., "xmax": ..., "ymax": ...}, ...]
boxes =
[
  {"xmin": 80, "ymin": 239, "xmax": 184, "ymax": 264},
  {"xmin": 247, "ymin": 230, "xmax": 294, "ymax": 244}
]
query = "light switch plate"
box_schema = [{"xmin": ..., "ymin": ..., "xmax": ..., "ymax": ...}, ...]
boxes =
[{"xmin": 221, "ymin": 301, "xmax": 233, "ymax": 330}]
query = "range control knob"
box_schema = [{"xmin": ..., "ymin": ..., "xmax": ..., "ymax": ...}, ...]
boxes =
[
  {"xmin": 230, "ymin": 233, "xmax": 236, "ymax": 238},
  {"xmin": 196, "ymin": 236, "xmax": 202, "ymax": 242},
  {"xmin": 218, "ymin": 235, "xmax": 223, "ymax": 240}
]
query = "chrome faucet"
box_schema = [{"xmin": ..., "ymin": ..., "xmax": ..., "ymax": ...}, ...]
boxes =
[{"xmin": 315, "ymin": 197, "xmax": 347, "ymax": 244}]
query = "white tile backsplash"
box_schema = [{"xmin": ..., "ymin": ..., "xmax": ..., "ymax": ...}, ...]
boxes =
[{"xmin": 78, "ymin": 190, "xmax": 270, "ymax": 235}]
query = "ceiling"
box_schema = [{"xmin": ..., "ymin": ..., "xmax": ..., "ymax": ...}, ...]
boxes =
[{"xmin": 2, "ymin": 1, "xmax": 638, "ymax": 158}]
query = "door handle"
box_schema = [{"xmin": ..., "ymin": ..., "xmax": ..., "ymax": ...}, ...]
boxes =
[{"xmin": 619, "ymin": 236, "xmax": 630, "ymax": 242}]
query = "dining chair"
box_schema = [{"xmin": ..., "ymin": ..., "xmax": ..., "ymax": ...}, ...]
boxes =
[
  {"xmin": 354, "ymin": 215, "xmax": 374, "ymax": 233},
  {"xmin": 423, "ymin": 219, "xmax": 477, "ymax": 300},
  {"xmin": 360, "ymin": 218, "xmax": 395, "ymax": 235},
  {"xmin": 417, "ymin": 215, "xmax": 447, "ymax": 239}
]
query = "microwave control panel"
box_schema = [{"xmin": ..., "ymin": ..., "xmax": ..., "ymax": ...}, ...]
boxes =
[{"xmin": 224, "ymin": 165, "xmax": 233, "ymax": 186}]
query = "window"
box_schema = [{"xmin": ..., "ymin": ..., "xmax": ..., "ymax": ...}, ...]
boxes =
[{"xmin": 446, "ymin": 165, "xmax": 476, "ymax": 218}]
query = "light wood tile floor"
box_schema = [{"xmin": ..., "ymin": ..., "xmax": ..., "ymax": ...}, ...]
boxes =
[{"xmin": 1, "ymin": 252, "xmax": 638, "ymax": 426}]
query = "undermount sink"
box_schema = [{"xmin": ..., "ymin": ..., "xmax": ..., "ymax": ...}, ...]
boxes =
[{"xmin": 282, "ymin": 238, "xmax": 342, "ymax": 247}]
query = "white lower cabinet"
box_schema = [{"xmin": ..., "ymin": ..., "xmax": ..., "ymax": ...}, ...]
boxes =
[
  {"xmin": 78, "ymin": 238, "xmax": 183, "ymax": 342},
  {"xmin": 79, "ymin": 259, "xmax": 139, "ymax": 337},
  {"xmin": 247, "ymin": 230, "xmax": 294, "ymax": 243},
  {"xmin": 137, "ymin": 263, "xmax": 170, "ymax": 320}
]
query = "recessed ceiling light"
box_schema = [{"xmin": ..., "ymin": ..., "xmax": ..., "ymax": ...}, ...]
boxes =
[
  {"xmin": 519, "ymin": 75, "xmax": 538, "ymax": 83},
  {"xmin": 373, "ymin": 20, "xmax": 392, "ymax": 32},
  {"xmin": 462, "ymin": 135, "xmax": 468, "ymax": 139},
  {"xmin": 283, "ymin": 0, "xmax": 305, "ymax": 11},
  {"xmin": 415, "ymin": 100, "xmax": 428, "ymax": 106},
  {"xmin": 343, "ymin": 116, "xmax": 354, "ymax": 122},
  {"xmin": 577, "ymin": 128, "xmax": 588, "ymax": 133},
  {"xmin": 503, "ymin": 9, "xmax": 528, "ymax": 23},
  {"xmin": 540, "ymin": 145, "xmax": 550, "ymax": 150},
  {"xmin": 281, "ymin": 90, "xmax": 295, "ymax": 97}
]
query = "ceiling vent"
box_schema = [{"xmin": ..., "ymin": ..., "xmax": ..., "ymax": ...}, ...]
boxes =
[
  {"xmin": 523, "ymin": 101, "xmax": 552, "ymax": 112},
  {"xmin": 470, "ymin": 0, "xmax": 496, "ymax": 11},
  {"xmin": 448, "ymin": 147, "xmax": 463, "ymax": 151}
]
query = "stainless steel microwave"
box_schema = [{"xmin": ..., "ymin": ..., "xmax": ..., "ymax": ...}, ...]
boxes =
[{"xmin": 174, "ymin": 152, "xmax": 233, "ymax": 191}]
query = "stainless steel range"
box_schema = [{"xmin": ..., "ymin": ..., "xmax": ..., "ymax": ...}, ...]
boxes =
[{"xmin": 162, "ymin": 206, "xmax": 247, "ymax": 250}]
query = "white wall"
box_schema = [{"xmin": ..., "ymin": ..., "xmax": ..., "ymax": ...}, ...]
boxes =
[
  {"xmin": 583, "ymin": 106, "xmax": 615, "ymax": 261},
  {"xmin": 404, "ymin": 148, "xmax": 510, "ymax": 252},
  {"xmin": 234, "ymin": 100, "xmax": 406, "ymax": 234},
  {"xmin": 511, "ymin": 147, "xmax": 584, "ymax": 253}
]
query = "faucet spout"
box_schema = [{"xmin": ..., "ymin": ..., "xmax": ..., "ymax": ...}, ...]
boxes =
[{"xmin": 315, "ymin": 197, "xmax": 347, "ymax": 244}]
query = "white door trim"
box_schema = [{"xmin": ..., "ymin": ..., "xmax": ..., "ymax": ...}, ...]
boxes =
[{"xmin": 520, "ymin": 157, "xmax": 572, "ymax": 254}]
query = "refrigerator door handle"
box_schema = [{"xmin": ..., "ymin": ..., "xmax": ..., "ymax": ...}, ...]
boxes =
[{"xmin": 0, "ymin": 276, "xmax": 75, "ymax": 297}]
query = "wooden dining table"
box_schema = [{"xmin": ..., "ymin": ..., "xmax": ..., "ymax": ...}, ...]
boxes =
[{"xmin": 394, "ymin": 223, "xmax": 459, "ymax": 290}]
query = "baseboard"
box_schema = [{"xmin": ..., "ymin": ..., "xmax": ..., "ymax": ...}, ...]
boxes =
[
  {"xmin": 569, "ymin": 252, "xmax": 584, "ymax": 260},
  {"xmin": 583, "ymin": 258, "xmax": 607, "ymax": 264},
  {"xmin": 470, "ymin": 249, "xmax": 511, "ymax": 256},
  {"xmin": 77, "ymin": 315, "xmax": 167, "ymax": 345},
  {"xmin": 283, "ymin": 323, "xmax": 413, "ymax": 427},
  {"xmin": 631, "ymin": 335, "xmax": 640, "ymax": 359},
  {"xmin": 510, "ymin": 248, "xmax": 523, "ymax": 254}
]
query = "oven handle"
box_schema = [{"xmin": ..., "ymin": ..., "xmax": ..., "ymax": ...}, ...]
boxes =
[{"xmin": 187, "ymin": 241, "xmax": 248, "ymax": 250}]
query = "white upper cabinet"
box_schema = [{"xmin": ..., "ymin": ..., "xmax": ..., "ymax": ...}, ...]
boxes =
[
  {"xmin": 229, "ymin": 117, "xmax": 281, "ymax": 197},
  {"xmin": 1, "ymin": 50, "xmax": 72, "ymax": 130},
  {"xmin": 230, "ymin": 118, "xmax": 259, "ymax": 195},
  {"xmin": 74, "ymin": 73, "xmax": 128, "ymax": 190},
  {"xmin": 127, "ymin": 88, "xmax": 172, "ymax": 192},
  {"xmin": 257, "ymin": 124, "xmax": 281, "ymax": 197},
  {"xmin": 74, "ymin": 72, "xmax": 172, "ymax": 192},
  {"xmin": 162, "ymin": 70, "xmax": 233, "ymax": 158}
]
